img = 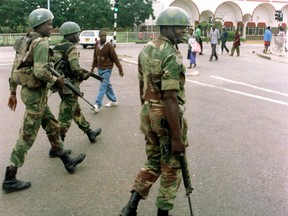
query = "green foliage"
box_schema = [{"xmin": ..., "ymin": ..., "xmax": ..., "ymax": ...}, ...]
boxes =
[
  {"xmin": 113, "ymin": 0, "xmax": 154, "ymax": 28},
  {"xmin": 227, "ymin": 31, "xmax": 235, "ymax": 42},
  {"xmin": 0, "ymin": 0, "xmax": 29, "ymax": 32},
  {"xmin": 0, "ymin": 0, "xmax": 154, "ymax": 33}
]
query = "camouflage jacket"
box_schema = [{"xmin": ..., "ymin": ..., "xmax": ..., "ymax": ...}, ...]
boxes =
[
  {"xmin": 138, "ymin": 35, "xmax": 186, "ymax": 105},
  {"xmin": 53, "ymin": 39, "xmax": 87, "ymax": 88},
  {"xmin": 9, "ymin": 32, "xmax": 57, "ymax": 92}
]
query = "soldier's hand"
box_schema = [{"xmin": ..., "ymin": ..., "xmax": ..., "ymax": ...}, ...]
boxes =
[
  {"xmin": 54, "ymin": 76, "xmax": 65, "ymax": 89},
  {"xmin": 8, "ymin": 95, "xmax": 17, "ymax": 111},
  {"xmin": 83, "ymin": 72, "xmax": 91, "ymax": 80},
  {"xmin": 171, "ymin": 138, "xmax": 185, "ymax": 155}
]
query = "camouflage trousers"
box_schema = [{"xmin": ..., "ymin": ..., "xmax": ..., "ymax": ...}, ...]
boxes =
[
  {"xmin": 132, "ymin": 103, "xmax": 188, "ymax": 211},
  {"xmin": 58, "ymin": 93, "xmax": 90, "ymax": 138},
  {"xmin": 9, "ymin": 86, "xmax": 63, "ymax": 167}
]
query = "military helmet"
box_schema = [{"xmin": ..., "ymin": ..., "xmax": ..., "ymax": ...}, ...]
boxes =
[
  {"xmin": 29, "ymin": 8, "xmax": 54, "ymax": 28},
  {"xmin": 60, "ymin": 22, "xmax": 81, "ymax": 36},
  {"xmin": 155, "ymin": 7, "xmax": 190, "ymax": 26}
]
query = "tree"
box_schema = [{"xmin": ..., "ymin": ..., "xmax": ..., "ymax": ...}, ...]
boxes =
[
  {"xmin": 0, "ymin": 0, "xmax": 29, "ymax": 32},
  {"xmin": 0, "ymin": 0, "xmax": 154, "ymax": 32},
  {"xmin": 116, "ymin": 0, "xmax": 154, "ymax": 29}
]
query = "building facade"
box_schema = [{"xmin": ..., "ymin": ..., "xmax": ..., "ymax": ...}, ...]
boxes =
[{"xmin": 145, "ymin": 0, "xmax": 288, "ymax": 39}]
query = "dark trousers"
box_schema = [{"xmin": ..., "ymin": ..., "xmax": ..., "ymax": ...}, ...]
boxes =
[
  {"xmin": 198, "ymin": 37, "xmax": 203, "ymax": 54},
  {"xmin": 210, "ymin": 44, "xmax": 218, "ymax": 60},
  {"xmin": 221, "ymin": 41, "xmax": 229, "ymax": 53}
]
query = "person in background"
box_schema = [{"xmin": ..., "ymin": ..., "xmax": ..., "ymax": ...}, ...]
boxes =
[
  {"xmin": 263, "ymin": 26, "xmax": 272, "ymax": 54},
  {"xmin": 207, "ymin": 24, "xmax": 220, "ymax": 61},
  {"xmin": 91, "ymin": 29, "xmax": 124, "ymax": 113},
  {"xmin": 277, "ymin": 26, "xmax": 285, "ymax": 53},
  {"xmin": 230, "ymin": 29, "xmax": 241, "ymax": 56},
  {"xmin": 195, "ymin": 24, "xmax": 203, "ymax": 55},
  {"xmin": 187, "ymin": 27, "xmax": 197, "ymax": 68},
  {"xmin": 220, "ymin": 27, "xmax": 229, "ymax": 54}
]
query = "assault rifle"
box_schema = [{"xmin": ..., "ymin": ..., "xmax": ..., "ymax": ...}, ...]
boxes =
[
  {"xmin": 46, "ymin": 64, "xmax": 95, "ymax": 109},
  {"xmin": 83, "ymin": 68, "xmax": 111, "ymax": 86},
  {"xmin": 57, "ymin": 60, "xmax": 110, "ymax": 86},
  {"xmin": 178, "ymin": 153, "xmax": 194, "ymax": 216}
]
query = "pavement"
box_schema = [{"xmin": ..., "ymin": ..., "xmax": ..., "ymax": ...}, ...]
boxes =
[{"xmin": 255, "ymin": 50, "xmax": 288, "ymax": 64}]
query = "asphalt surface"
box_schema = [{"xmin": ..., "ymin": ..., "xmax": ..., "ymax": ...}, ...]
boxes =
[{"xmin": 0, "ymin": 42, "xmax": 287, "ymax": 216}]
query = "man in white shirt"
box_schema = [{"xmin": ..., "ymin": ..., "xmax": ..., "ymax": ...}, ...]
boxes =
[{"xmin": 208, "ymin": 24, "xmax": 220, "ymax": 61}]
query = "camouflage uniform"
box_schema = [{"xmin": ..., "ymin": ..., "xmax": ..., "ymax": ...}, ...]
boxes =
[
  {"xmin": 133, "ymin": 35, "xmax": 188, "ymax": 211},
  {"xmin": 9, "ymin": 32, "xmax": 62, "ymax": 167},
  {"xmin": 53, "ymin": 39, "xmax": 91, "ymax": 139}
]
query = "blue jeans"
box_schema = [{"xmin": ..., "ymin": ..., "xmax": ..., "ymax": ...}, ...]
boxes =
[
  {"xmin": 189, "ymin": 52, "xmax": 196, "ymax": 64},
  {"xmin": 94, "ymin": 69, "xmax": 117, "ymax": 107}
]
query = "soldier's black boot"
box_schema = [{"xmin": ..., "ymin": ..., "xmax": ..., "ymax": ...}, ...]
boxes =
[
  {"xmin": 2, "ymin": 166, "xmax": 31, "ymax": 193},
  {"xmin": 86, "ymin": 128, "xmax": 102, "ymax": 143},
  {"xmin": 120, "ymin": 191, "xmax": 142, "ymax": 216},
  {"xmin": 157, "ymin": 208, "xmax": 169, "ymax": 216},
  {"xmin": 59, "ymin": 152, "xmax": 86, "ymax": 173},
  {"xmin": 49, "ymin": 148, "xmax": 72, "ymax": 158}
]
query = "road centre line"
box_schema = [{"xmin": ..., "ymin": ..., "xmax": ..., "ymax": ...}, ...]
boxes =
[
  {"xmin": 211, "ymin": 75, "xmax": 288, "ymax": 97},
  {"xmin": 186, "ymin": 79, "xmax": 288, "ymax": 106}
]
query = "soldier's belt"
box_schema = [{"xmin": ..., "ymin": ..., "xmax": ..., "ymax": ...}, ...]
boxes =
[
  {"xmin": 144, "ymin": 101, "xmax": 186, "ymax": 112},
  {"xmin": 144, "ymin": 101, "xmax": 164, "ymax": 107}
]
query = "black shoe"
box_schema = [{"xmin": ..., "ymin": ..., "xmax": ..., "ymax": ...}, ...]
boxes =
[
  {"xmin": 2, "ymin": 167, "xmax": 31, "ymax": 193},
  {"xmin": 3, "ymin": 178, "xmax": 31, "ymax": 193},
  {"xmin": 120, "ymin": 191, "xmax": 142, "ymax": 216},
  {"xmin": 49, "ymin": 148, "xmax": 72, "ymax": 158},
  {"xmin": 157, "ymin": 208, "xmax": 169, "ymax": 216},
  {"xmin": 86, "ymin": 128, "xmax": 102, "ymax": 143},
  {"xmin": 60, "ymin": 153, "xmax": 86, "ymax": 173},
  {"xmin": 120, "ymin": 206, "xmax": 137, "ymax": 216}
]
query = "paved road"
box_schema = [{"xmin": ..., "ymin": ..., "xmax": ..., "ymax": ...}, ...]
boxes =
[{"xmin": 0, "ymin": 42, "xmax": 287, "ymax": 216}]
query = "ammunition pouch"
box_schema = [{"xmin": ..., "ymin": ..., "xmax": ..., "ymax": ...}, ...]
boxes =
[{"xmin": 12, "ymin": 66, "xmax": 42, "ymax": 89}]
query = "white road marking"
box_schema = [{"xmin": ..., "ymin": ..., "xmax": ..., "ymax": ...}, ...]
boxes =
[
  {"xmin": 211, "ymin": 75, "xmax": 288, "ymax": 97},
  {"xmin": 186, "ymin": 79, "xmax": 288, "ymax": 106}
]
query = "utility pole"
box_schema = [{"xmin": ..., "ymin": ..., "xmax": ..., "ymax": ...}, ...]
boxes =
[
  {"xmin": 113, "ymin": 0, "xmax": 119, "ymax": 48},
  {"xmin": 47, "ymin": 0, "xmax": 50, "ymax": 11}
]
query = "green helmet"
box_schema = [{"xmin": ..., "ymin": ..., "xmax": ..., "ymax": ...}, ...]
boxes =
[
  {"xmin": 29, "ymin": 8, "xmax": 54, "ymax": 28},
  {"xmin": 155, "ymin": 7, "xmax": 190, "ymax": 26},
  {"xmin": 60, "ymin": 21, "xmax": 81, "ymax": 36}
]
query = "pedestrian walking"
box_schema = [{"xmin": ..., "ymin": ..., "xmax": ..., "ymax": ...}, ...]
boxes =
[
  {"xmin": 187, "ymin": 27, "xmax": 197, "ymax": 68},
  {"xmin": 3, "ymin": 8, "xmax": 85, "ymax": 193},
  {"xmin": 276, "ymin": 26, "xmax": 285, "ymax": 53},
  {"xmin": 208, "ymin": 24, "xmax": 220, "ymax": 61},
  {"xmin": 91, "ymin": 29, "xmax": 124, "ymax": 113},
  {"xmin": 230, "ymin": 29, "xmax": 241, "ymax": 56},
  {"xmin": 220, "ymin": 27, "xmax": 229, "ymax": 54},
  {"xmin": 52, "ymin": 21, "xmax": 102, "ymax": 145},
  {"xmin": 120, "ymin": 6, "xmax": 190, "ymax": 216},
  {"xmin": 195, "ymin": 24, "xmax": 203, "ymax": 55},
  {"xmin": 263, "ymin": 26, "xmax": 272, "ymax": 54}
]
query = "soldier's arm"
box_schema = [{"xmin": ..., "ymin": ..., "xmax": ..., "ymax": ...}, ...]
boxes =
[
  {"xmin": 67, "ymin": 46, "xmax": 85, "ymax": 78},
  {"xmin": 138, "ymin": 54, "xmax": 144, "ymax": 105},
  {"xmin": 163, "ymin": 90, "xmax": 185, "ymax": 155},
  {"xmin": 33, "ymin": 40, "xmax": 57, "ymax": 84}
]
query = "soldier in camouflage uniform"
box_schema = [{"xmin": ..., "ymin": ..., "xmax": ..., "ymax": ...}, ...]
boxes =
[
  {"xmin": 120, "ymin": 7, "xmax": 190, "ymax": 216},
  {"xmin": 3, "ymin": 8, "xmax": 86, "ymax": 193},
  {"xmin": 52, "ymin": 22, "xmax": 101, "ymax": 145}
]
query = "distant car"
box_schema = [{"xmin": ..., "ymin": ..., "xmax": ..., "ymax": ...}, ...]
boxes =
[{"xmin": 79, "ymin": 30, "xmax": 113, "ymax": 48}]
